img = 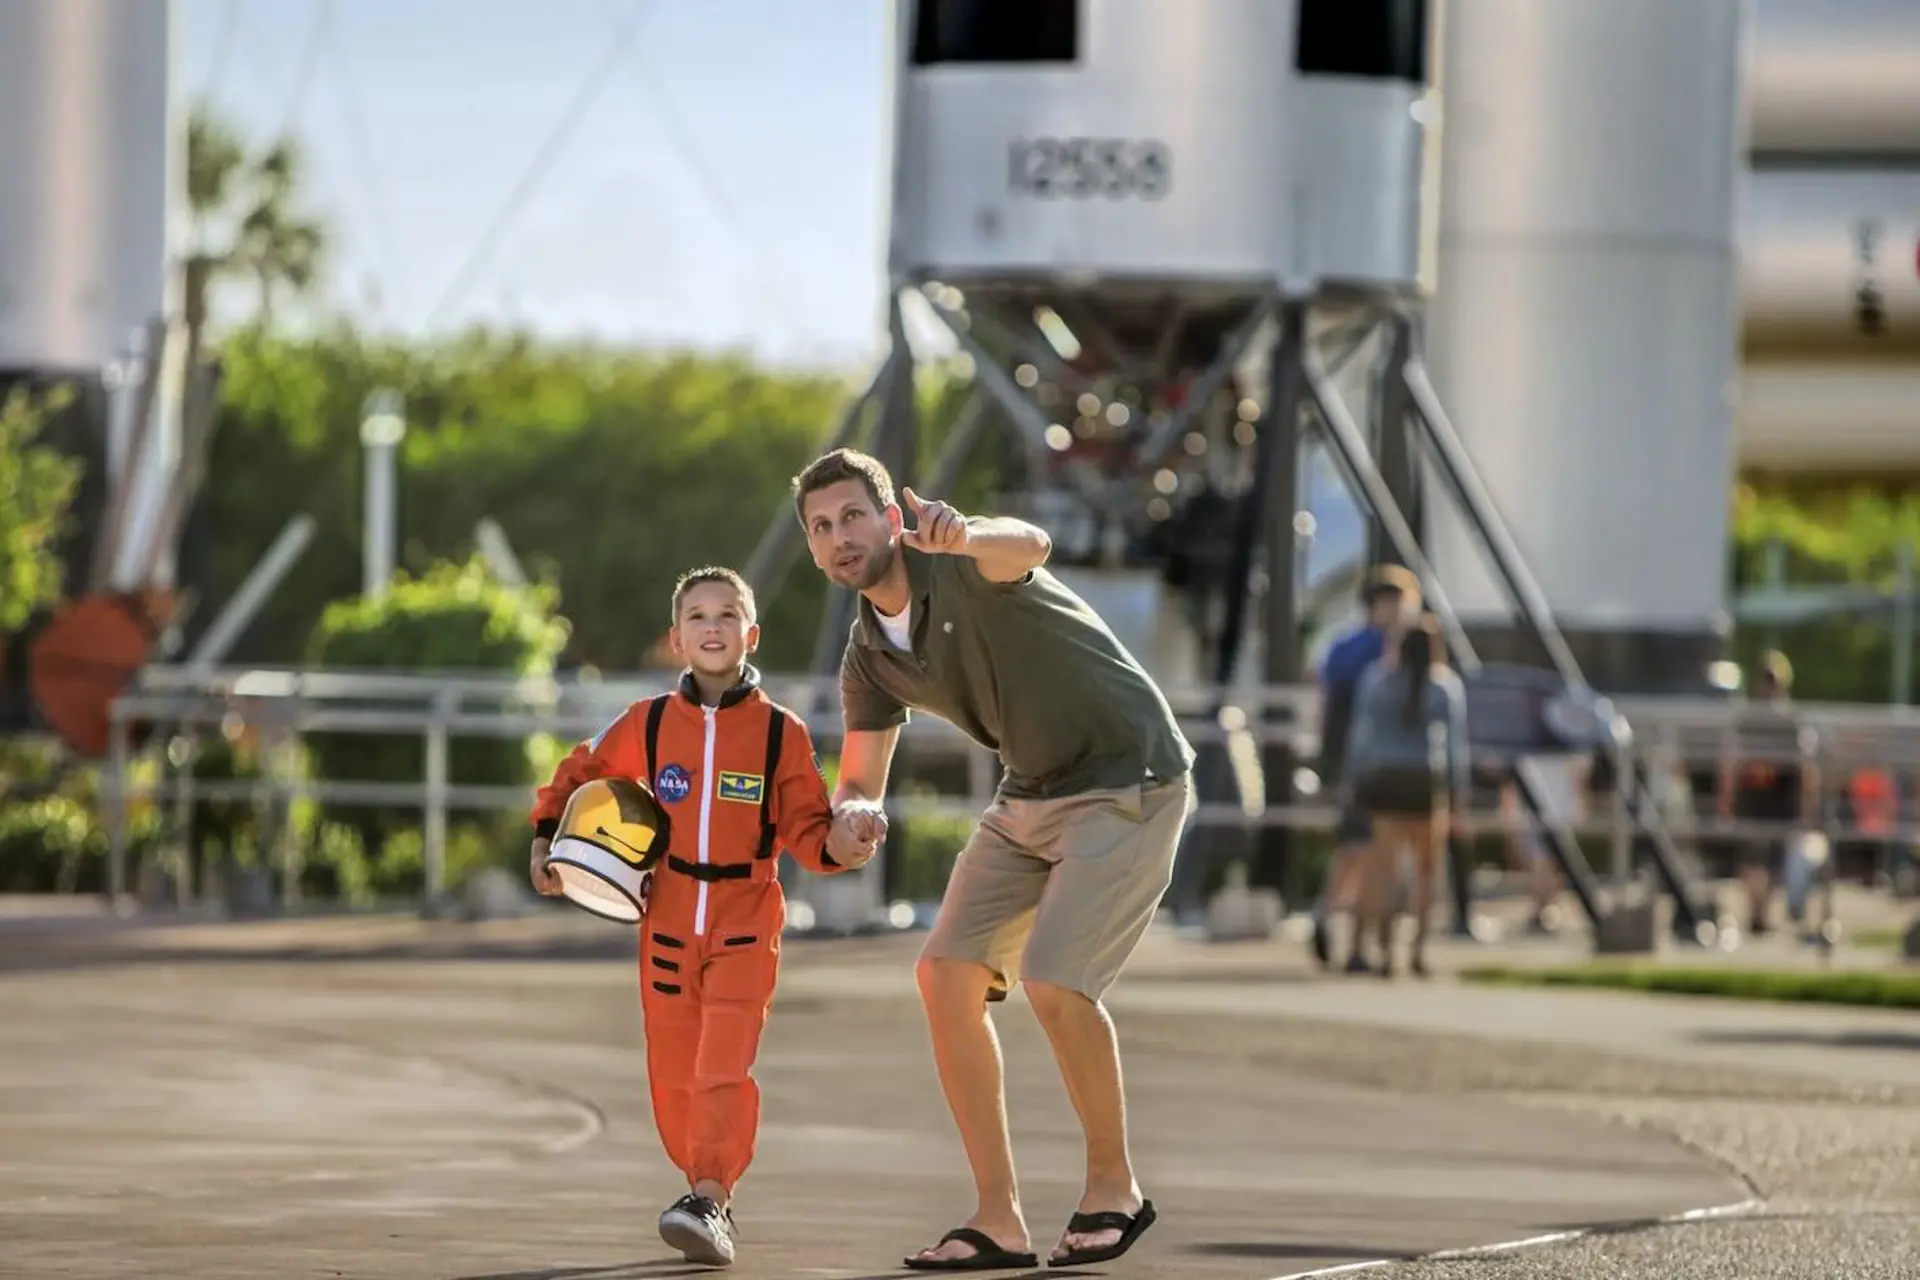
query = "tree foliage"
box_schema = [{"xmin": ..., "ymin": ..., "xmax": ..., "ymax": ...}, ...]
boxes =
[
  {"xmin": 303, "ymin": 555, "xmax": 570, "ymax": 852},
  {"xmin": 0, "ymin": 387, "xmax": 85, "ymax": 632},
  {"xmin": 1727, "ymin": 482, "xmax": 1920, "ymax": 704},
  {"xmin": 1732, "ymin": 484, "xmax": 1920, "ymax": 584},
  {"xmin": 198, "ymin": 326, "xmax": 1003, "ymax": 673},
  {"xmin": 186, "ymin": 102, "xmax": 328, "ymax": 337}
]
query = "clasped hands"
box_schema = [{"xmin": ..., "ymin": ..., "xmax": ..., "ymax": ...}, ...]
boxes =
[{"xmin": 825, "ymin": 800, "xmax": 888, "ymax": 870}]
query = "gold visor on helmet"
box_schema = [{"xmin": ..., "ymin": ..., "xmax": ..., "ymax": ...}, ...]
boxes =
[{"xmin": 547, "ymin": 776, "xmax": 670, "ymax": 922}]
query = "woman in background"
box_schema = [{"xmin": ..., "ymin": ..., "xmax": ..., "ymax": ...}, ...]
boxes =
[{"xmin": 1340, "ymin": 615, "xmax": 1470, "ymax": 977}]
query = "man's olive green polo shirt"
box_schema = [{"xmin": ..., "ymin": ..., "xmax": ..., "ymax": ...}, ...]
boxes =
[{"xmin": 838, "ymin": 545, "xmax": 1195, "ymax": 800}]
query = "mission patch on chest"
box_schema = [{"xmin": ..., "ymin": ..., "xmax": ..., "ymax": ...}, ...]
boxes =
[{"xmin": 716, "ymin": 771, "xmax": 765, "ymax": 804}]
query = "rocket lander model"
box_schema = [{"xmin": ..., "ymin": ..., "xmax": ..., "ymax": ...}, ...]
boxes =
[
  {"xmin": 0, "ymin": 0, "xmax": 185, "ymax": 753},
  {"xmin": 744, "ymin": 0, "xmax": 1762, "ymax": 942},
  {"xmin": 849, "ymin": 0, "xmax": 1764, "ymax": 706},
  {"xmin": 1740, "ymin": 0, "xmax": 1920, "ymax": 474}
]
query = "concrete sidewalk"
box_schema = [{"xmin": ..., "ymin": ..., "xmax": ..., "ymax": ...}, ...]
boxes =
[
  {"xmin": 3, "ymin": 901, "xmax": 1914, "ymax": 1278},
  {"xmin": 0, "ymin": 947, "xmax": 1747, "ymax": 1280},
  {"xmin": 3, "ymin": 897, "xmax": 1913, "ymax": 1093},
  {"xmin": 768, "ymin": 926, "xmax": 1920, "ymax": 1096}
]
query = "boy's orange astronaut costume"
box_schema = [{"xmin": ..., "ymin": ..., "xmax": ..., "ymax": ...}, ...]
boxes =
[{"xmin": 531, "ymin": 668, "xmax": 848, "ymax": 1195}]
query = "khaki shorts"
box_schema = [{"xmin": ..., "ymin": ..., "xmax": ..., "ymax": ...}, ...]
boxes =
[{"xmin": 920, "ymin": 773, "xmax": 1194, "ymax": 1002}]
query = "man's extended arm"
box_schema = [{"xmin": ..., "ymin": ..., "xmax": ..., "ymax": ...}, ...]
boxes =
[
  {"xmin": 899, "ymin": 485, "xmax": 1051, "ymax": 583},
  {"xmin": 959, "ymin": 514, "xmax": 1052, "ymax": 583}
]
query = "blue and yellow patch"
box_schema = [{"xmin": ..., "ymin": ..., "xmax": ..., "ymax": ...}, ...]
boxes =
[{"xmin": 716, "ymin": 771, "xmax": 765, "ymax": 804}]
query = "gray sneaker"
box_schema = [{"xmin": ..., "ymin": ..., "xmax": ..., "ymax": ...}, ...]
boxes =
[{"xmin": 659, "ymin": 1192, "xmax": 736, "ymax": 1267}]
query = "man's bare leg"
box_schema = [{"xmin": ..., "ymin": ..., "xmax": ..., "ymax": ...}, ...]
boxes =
[
  {"xmin": 1312, "ymin": 842, "xmax": 1366, "ymax": 966},
  {"xmin": 1330, "ymin": 844, "xmax": 1371, "ymax": 910},
  {"xmin": 1357, "ymin": 821, "xmax": 1406, "ymax": 974},
  {"xmin": 1024, "ymin": 980, "xmax": 1142, "ymax": 1261},
  {"xmin": 906, "ymin": 955, "xmax": 1031, "ymax": 1265},
  {"xmin": 1742, "ymin": 861, "xmax": 1775, "ymax": 932}
]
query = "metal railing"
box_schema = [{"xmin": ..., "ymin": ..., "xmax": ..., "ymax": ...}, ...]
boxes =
[{"xmin": 101, "ymin": 664, "xmax": 1920, "ymax": 909}]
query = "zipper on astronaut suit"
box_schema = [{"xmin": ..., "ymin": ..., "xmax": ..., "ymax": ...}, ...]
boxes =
[{"xmin": 694, "ymin": 705, "xmax": 716, "ymax": 936}]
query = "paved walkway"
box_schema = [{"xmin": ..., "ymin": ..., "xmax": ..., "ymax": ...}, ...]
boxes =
[{"xmin": 0, "ymin": 913, "xmax": 1762, "ymax": 1280}]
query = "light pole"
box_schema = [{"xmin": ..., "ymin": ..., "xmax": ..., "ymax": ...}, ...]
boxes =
[{"xmin": 360, "ymin": 390, "xmax": 405, "ymax": 602}]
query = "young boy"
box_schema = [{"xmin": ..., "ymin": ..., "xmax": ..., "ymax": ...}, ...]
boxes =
[{"xmin": 528, "ymin": 566, "xmax": 878, "ymax": 1268}]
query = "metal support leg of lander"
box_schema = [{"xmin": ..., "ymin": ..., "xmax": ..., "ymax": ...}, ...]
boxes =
[
  {"xmin": 743, "ymin": 278, "xmax": 1720, "ymax": 950},
  {"xmin": 1288, "ymin": 296, "xmax": 1718, "ymax": 945}
]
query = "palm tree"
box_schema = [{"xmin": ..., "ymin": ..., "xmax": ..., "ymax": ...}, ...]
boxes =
[
  {"xmin": 100, "ymin": 108, "xmax": 328, "ymax": 637},
  {"xmin": 185, "ymin": 102, "xmax": 327, "ymax": 353},
  {"xmin": 155, "ymin": 103, "xmax": 327, "ymax": 554}
]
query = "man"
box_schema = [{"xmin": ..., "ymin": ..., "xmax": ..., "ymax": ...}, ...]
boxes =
[
  {"xmin": 1717, "ymin": 650, "xmax": 1818, "ymax": 936},
  {"xmin": 792, "ymin": 447, "xmax": 1195, "ymax": 1271},
  {"xmin": 1310, "ymin": 565, "xmax": 1419, "ymax": 971},
  {"xmin": 1497, "ymin": 758, "xmax": 1575, "ymax": 935}
]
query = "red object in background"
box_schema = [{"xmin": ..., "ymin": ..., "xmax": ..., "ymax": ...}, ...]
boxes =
[
  {"xmin": 1850, "ymin": 768, "xmax": 1896, "ymax": 837},
  {"xmin": 27, "ymin": 592, "xmax": 167, "ymax": 758}
]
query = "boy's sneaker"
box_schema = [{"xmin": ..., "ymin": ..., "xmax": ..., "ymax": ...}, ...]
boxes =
[{"xmin": 660, "ymin": 1192, "xmax": 736, "ymax": 1267}]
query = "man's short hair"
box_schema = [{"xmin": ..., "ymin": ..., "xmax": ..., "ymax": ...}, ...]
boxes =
[
  {"xmin": 671, "ymin": 565, "xmax": 755, "ymax": 624},
  {"xmin": 1359, "ymin": 563, "xmax": 1421, "ymax": 608},
  {"xmin": 1753, "ymin": 648, "xmax": 1793, "ymax": 694},
  {"xmin": 791, "ymin": 447, "xmax": 896, "ymax": 525}
]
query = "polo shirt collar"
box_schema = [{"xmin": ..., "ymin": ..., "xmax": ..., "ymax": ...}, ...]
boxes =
[{"xmin": 852, "ymin": 544, "xmax": 932, "ymax": 649}]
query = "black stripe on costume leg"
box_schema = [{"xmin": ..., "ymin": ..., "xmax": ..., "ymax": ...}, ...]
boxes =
[
  {"xmin": 650, "ymin": 956, "xmax": 680, "ymax": 972},
  {"xmin": 651, "ymin": 932, "xmax": 685, "ymax": 949},
  {"xmin": 722, "ymin": 935, "xmax": 757, "ymax": 947},
  {"xmin": 650, "ymin": 980, "xmax": 682, "ymax": 995}
]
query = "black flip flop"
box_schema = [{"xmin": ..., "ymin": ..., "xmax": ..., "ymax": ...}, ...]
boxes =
[
  {"xmin": 903, "ymin": 1226, "xmax": 1040, "ymax": 1271},
  {"xmin": 1048, "ymin": 1198, "xmax": 1157, "ymax": 1268}
]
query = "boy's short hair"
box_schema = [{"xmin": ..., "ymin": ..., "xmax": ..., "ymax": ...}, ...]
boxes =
[
  {"xmin": 671, "ymin": 566, "xmax": 756, "ymax": 624},
  {"xmin": 791, "ymin": 447, "xmax": 895, "ymax": 524}
]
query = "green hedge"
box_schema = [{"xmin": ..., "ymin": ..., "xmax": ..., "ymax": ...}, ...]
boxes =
[
  {"xmin": 1, "ymin": 383, "xmax": 85, "ymax": 631},
  {"xmin": 300, "ymin": 556, "xmax": 569, "ymax": 888}
]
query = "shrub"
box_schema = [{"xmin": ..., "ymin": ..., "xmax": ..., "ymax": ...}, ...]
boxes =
[{"xmin": 302, "ymin": 556, "xmax": 570, "ymax": 869}]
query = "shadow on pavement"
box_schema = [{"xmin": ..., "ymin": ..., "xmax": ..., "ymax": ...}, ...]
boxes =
[
  {"xmin": 0, "ymin": 919, "xmax": 907, "ymax": 979},
  {"xmin": 456, "ymin": 1263, "xmax": 715, "ymax": 1280},
  {"xmin": 1690, "ymin": 1027, "xmax": 1920, "ymax": 1054},
  {"xmin": 1186, "ymin": 1240, "xmax": 1413, "ymax": 1261},
  {"xmin": 1120, "ymin": 968, "xmax": 1320, "ymax": 987},
  {"xmin": 0, "ymin": 936, "xmax": 638, "ymax": 977}
]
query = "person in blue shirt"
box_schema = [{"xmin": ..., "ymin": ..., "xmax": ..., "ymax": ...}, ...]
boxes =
[
  {"xmin": 1341, "ymin": 613, "xmax": 1471, "ymax": 977},
  {"xmin": 1310, "ymin": 565, "xmax": 1420, "ymax": 971}
]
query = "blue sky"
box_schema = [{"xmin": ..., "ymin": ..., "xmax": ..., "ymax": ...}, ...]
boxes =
[
  {"xmin": 178, "ymin": 0, "xmax": 1372, "ymax": 592},
  {"xmin": 180, "ymin": 0, "xmax": 896, "ymax": 370}
]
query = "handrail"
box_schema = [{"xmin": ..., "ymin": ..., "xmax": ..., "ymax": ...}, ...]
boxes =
[
  {"xmin": 126, "ymin": 661, "xmax": 1920, "ymax": 727},
  {"xmin": 101, "ymin": 664, "xmax": 1920, "ymax": 916}
]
